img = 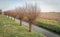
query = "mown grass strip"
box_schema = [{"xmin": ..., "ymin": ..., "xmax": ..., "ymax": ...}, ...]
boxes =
[
  {"xmin": 0, "ymin": 15, "xmax": 46, "ymax": 37},
  {"xmin": 36, "ymin": 18, "xmax": 60, "ymax": 34}
]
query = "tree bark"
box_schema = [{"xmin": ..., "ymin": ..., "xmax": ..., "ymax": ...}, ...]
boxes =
[
  {"xmin": 20, "ymin": 20, "xmax": 22, "ymax": 26},
  {"xmin": 8, "ymin": 16, "xmax": 9, "ymax": 18},
  {"xmin": 11, "ymin": 17, "xmax": 12, "ymax": 20},
  {"xmin": 29, "ymin": 22, "xmax": 32, "ymax": 32},
  {"xmin": 14, "ymin": 17, "xmax": 15, "ymax": 21}
]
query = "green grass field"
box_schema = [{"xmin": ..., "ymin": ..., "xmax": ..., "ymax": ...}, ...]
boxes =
[
  {"xmin": 0, "ymin": 15, "xmax": 45, "ymax": 37},
  {"xmin": 36, "ymin": 18, "xmax": 60, "ymax": 34}
]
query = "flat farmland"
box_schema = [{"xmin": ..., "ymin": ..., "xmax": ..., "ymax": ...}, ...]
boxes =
[
  {"xmin": 36, "ymin": 12, "xmax": 60, "ymax": 34},
  {"xmin": 39, "ymin": 12, "xmax": 60, "ymax": 21}
]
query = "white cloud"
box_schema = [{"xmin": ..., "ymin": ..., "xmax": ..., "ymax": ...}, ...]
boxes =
[{"xmin": 0, "ymin": 0, "xmax": 60, "ymax": 12}]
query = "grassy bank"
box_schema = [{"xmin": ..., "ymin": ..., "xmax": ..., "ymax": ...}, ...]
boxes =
[
  {"xmin": 36, "ymin": 18, "xmax": 60, "ymax": 34},
  {"xmin": 0, "ymin": 15, "xmax": 45, "ymax": 37}
]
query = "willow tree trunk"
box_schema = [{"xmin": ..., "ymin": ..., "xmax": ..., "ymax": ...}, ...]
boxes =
[
  {"xmin": 11, "ymin": 17, "xmax": 12, "ymax": 20},
  {"xmin": 14, "ymin": 17, "xmax": 15, "ymax": 21},
  {"xmin": 29, "ymin": 22, "xmax": 32, "ymax": 32},
  {"xmin": 20, "ymin": 20, "xmax": 22, "ymax": 26},
  {"xmin": 8, "ymin": 16, "xmax": 9, "ymax": 18}
]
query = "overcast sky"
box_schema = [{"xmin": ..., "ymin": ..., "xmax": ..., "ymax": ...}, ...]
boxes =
[{"xmin": 0, "ymin": 0, "xmax": 60, "ymax": 12}]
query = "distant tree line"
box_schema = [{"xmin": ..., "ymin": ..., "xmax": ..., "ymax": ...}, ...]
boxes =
[{"xmin": 0, "ymin": 9, "xmax": 2, "ymax": 14}]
